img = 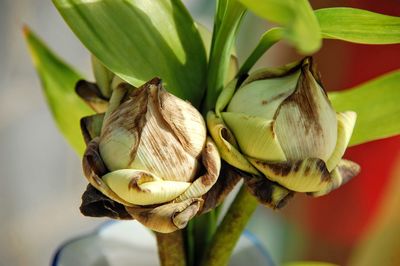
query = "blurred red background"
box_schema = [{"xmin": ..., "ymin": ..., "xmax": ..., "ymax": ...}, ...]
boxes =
[{"xmin": 285, "ymin": 1, "xmax": 400, "ymax": 264}]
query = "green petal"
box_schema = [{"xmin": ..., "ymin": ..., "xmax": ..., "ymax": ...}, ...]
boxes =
[
  {"xmin": 326, "ymin": 111, "xmax": 357, "ymax": 171},
  {"xmin": 221, "ymin": 112, "xmax": 286, "ymax": 161},
  {"xmin": 275, "ymin": 58, "xmax": 337, "ymax": 161},
  {"xmin": 215, "ymin": 78, "xmax": 238, "ymax": 117},
  {"xmin": 91, "ymin": 55, "xmax": 114, "ymax": 98},
  {"xmin": 207, "ymin": 111, "xmax": 259, "ymax": 175},
  {"xmin": 102, "ymin": 169, "xmax": 191, "ymax": 205},
  {"xmin": 53, "ymin": 0, "xmax": 207, "ymax": 106},
  {"xmin": 316, "ymin": 8, "xmax": 400, "ymax": 44},
  {"xmin": 24, "ymin": 26, "xmax": 93, "ymax": 155},
  {"xmin": 80, "ymin": 113, "xmax": 104, "ymax": 144},
  {"xmin": 227, "ymin": 71, "xmax": 300, "ymax": 120},
  {"xmin": 248, "ymin": 157, "xmax": 331, "ymax": 193}
]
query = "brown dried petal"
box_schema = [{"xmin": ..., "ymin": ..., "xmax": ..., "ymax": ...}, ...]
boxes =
[
  {"xmin": 80, "ymin": 184, "xmax": 132, "ymax": 220},
  {"xmin": 75, "ymin": 80, "xmax": 109, "ymax": 113},
  {"xmin": 158, "ymin": 79, "xmax": 206, "ymax": 158},
  {"xmin": 274, "ymin": 57, "xmax": 337, "ymax": 162},
  {"xmin": 82, "ymin": 138, "xmax": 134, "ymax": 206},
  {"xmin": 126, "ymin": 198, "xmax": 202, "ymax": 233},
  {"xmin": 80, "ymin": 113, "xmax": 104, "ymax": 144},
  {"xmin": 310, "ymin": 159, "xmax": 360, "ymax": 197},
  {"xmin": 200, "ymin": 163, "xmax": 242, "ymax": 213},
  {"xmin": 243, "ymin": 173, "xmax": 294, "ymax": 209},
  {"xmin": 248, "ymin": 157, "xmax": 332, "ymax": 193},
  {"xmin": 177, "ymin": 138, "xmax": 221, "ymax": 202}
]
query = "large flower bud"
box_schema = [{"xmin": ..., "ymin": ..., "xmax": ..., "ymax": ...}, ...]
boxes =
[
  {"xmin": 208, "ymin": 58, "xmax": 359, "ymax": 202},
  {"xmin": 80, "ymin": 78, "xmax": 221, "ymax": 233}
]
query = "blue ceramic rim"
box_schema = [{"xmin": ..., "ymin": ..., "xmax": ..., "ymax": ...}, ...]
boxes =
[{"xmin": 51, "ymin": 220, "xmax": 275, "ymax": 266}]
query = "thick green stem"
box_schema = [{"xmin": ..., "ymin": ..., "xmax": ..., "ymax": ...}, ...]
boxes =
[
  {"xmin": 156, "ymin": 230, "xmax": 186, "ymax": 266},
  {"xmin": 201, "ymin": 185, "xmax": 258, "ymax": 266}
]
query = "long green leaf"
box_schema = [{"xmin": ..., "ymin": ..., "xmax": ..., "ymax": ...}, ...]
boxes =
[
  {"xmin": 238, "ymin": 0, "xmax": 321, "ymax": 54},
  {"xmin": 53, "ymin": 0, "xmax": 207, "ymax": 107},
  {"xmin": 329, "ymin": 70, "xmax": 400, "ymax": 146},
  {"xmin": 316, "ymin": 8, "xmax": 400, "ymax": 44},
  {"xmin": 24, "ymin": 26, "xmax": 93, "ymax": 155}
]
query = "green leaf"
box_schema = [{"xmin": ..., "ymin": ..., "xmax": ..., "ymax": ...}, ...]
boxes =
[
  {"xmin": 53, "ymin": 0, "xmax": 207, "ymax": 107},
  {"xmin": 316, "ymin": 8, "xmax": 400, "ymax": 44},
  {"xmin": 329, "ymin": 70, "xmax": 400, "ymax": 146},
  {"xmin": 204, "ymin": 0, "xmax": 246, "ymax": 111},
  {"xmin": 238, "ymin": 0, "xmax": 321, "ymax": 54},
  {"xmin": 24, "ymin": 26, "xmax": 93, "ymax": 155}
]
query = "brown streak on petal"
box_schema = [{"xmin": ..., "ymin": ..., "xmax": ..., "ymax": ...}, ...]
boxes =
[
  {"xmin": 261, "ymin": 161, "xmax": 292, "ymax": 177},
  {"xmin": 304, "ymin": 165, "xmax": 311, "ymax": 176},
  {"xmin": 126, "ymin": 199, "xmax": 202, "ymax": 233},
  {"xmin": 127, "ymin": 172, "xmax": 153, "ymax": 193},
  {"xmin": 243, "ymin": 172, "xmax": 294, "ymax": 209},
  {"xmin": 101, "ymin": 83, "xmax": 149, "ymax": 166},
  {"xmin": 317, "ymin": 160, "xmax": 331, "ymax": 182}
]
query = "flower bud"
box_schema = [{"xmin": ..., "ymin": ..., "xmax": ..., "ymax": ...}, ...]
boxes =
[
  {"xmin": 80, "ymin": 78, "xmax": 221, "ymax": 233},
  {"xmin": 208, "ymin": 58, "xmax": 360, "ymax": 200}
]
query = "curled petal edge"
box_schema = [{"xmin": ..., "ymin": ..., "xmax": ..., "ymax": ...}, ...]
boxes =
[
  {"xmin": 207, "ymin": 111, "xmax": 259, "ymax": 175},
  {"xmin": 326, "ymin": 111, "xmax": 357, "ymax": 171},
  {"xmin": 310, "ymin": 159, "xmax": 360, "ymax": 197},
  {"xmin": 102, "ymin": 169, "xmax": 191, "ymax": 205},
  {"xmin": 248, "ymin": 157, "xmax": 360, "ymax": 195},
  {"xmin": 80, "ymin": 113, "xmax": 104, "ymax": 144},
  {"xmin": 242, "ymin": 172, "xmax": 294, "ymax": 209},
  {"xmin": 75, "ymin": 80, "xmax": 109, "ymax": 113},
  {"xmin": 126, "ymin": 198, "xmax": 202, "ymax": 233},
  {"xmin": 82, "ymin": 138, "xmax": 135, "ymax": 206},
  {"xmin": 177, "ymin": 137, "xmax": 221, "ymax": 202}
]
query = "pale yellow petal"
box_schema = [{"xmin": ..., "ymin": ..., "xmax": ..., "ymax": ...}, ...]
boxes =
[
  {"xmin": 102, "ymin": 169, "xmax": 191, "ymax": 205},
  {"xmin": 82, "ymin": 138, "xmax": 134, "ymax": 207},
  {"xmin": 326, "ymin": 111, "xmax": 357, "ymax": 171},
  {"xmin": 207, "ymin": 111, "xmax": 259, "ymax": 175},
  {"xmin": 222, "ymin": 112, "xmax": 286, "ymax": 161},
  {"xmin": 227, "ymin": 71, "xmax": 300, "ymax": 120},
  {"xmin": 248, "ymin": 157, "xmax": 331, "ymax": 193}
]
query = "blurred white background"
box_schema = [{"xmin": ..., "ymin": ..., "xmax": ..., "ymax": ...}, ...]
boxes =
[
  {"xmin": 0, "ymin": 1, "xmax": 101, "ymax": 265},
  {"xmin": 0, "ymin": 1, "xmax": 282, "ymax": 265}
]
